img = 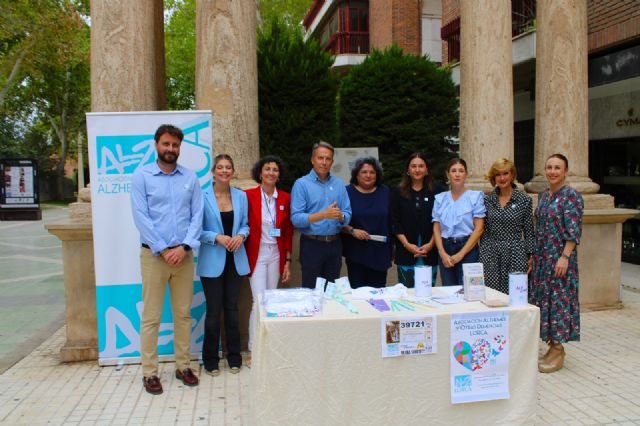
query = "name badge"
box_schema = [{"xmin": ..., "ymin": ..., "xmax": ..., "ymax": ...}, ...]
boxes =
[{"xmin": 269, "ymin": 228, "xmax": 281, "ymax": 237}]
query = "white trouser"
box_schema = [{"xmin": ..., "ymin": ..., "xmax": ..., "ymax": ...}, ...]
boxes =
[{"xmin": 249, "ymin": 242, "xmax": 280, "ymax": 351}]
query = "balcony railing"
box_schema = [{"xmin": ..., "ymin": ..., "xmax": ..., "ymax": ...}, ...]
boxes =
[
  {"xmin": 441, "ymin": 0, "xmax": 537, "ymax": 64},
  {"xmin": 325, "ymin": 32, "xmax": 370, "ymax": 55}
]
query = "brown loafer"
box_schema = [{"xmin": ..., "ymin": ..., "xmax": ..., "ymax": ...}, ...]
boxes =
[
  {"xmin": 143, "ymin": 375, "xmax": 163, "ymax": 395},
  {"xmin": 176, "ymin": 368, "xmax": 199, "ymax": 386}
]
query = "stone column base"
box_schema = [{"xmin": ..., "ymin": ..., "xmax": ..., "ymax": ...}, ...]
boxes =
[
  {"xmin": 579, "ymin": 208, "xmax": 638, "ymax": 310},
  {"xmin": 463, "ymin": 178, "xmax": 496, "ymax": 194},
  {"xmin": 45, "ymin": 222, "xmax": 98, "ymax": 362},
  {"xmin": 525, "ymin": 175, "xmax": 600, "ymax": 194},
  {"xmin": 464, "ymin": 178, "xmax": 526, "ymax": 194},
  {"xmin": 60, "ymin": 341, "xmax": 99, "ymax": 363}
]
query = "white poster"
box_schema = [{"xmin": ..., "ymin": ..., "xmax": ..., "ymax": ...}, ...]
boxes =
[
  {"xmin": 86, "ymin": 111, "xmax": 213, "ymax": 365},
  {"xmin": 381, "ymin": 316, "xmax": 437, "ymax": 357},
  {"xmin": 450, "ymin": 311, "xmax": 509, "ymax": 403},
  {"xmin": 331, "ymin": 147, "xmax": 379, "ymax": 184}
]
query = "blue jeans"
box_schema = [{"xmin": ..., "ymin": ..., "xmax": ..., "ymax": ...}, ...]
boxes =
[{"xmin": 439, "ymin": 237, "xmax": 479, "ymax": 286}]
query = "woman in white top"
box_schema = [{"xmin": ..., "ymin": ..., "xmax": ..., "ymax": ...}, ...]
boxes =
[{"xmin": 432, "ymin": 158, "xmax": 486, "ymax": 286}]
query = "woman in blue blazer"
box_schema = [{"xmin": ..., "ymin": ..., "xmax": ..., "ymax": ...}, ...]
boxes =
[{"xmin": 197, "ymin": 154, "xmax": 250, "ymax": 375}]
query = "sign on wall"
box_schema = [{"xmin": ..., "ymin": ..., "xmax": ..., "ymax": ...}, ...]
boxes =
[
  {"xmin": 86, "ymin": 111, "xmax": 213, "ymax": 365},
  {"xmin": 331, "ymin": 147, "xmax": 379, "ymax": 185}
]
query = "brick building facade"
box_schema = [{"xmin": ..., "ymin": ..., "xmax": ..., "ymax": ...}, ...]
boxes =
[
  {"xmin": 304, "ymin": 0, "xmax": 441, "ymax": 69},
  {"xmin": 440, "ymin": 0, "xmax": 640, "ymax": 263},
  {"xmin": 441, "ymin": 0, "xmax": 640, "ymax": 64},
  {"xmin": 303, "ymin": 0, "xmax": 640, "ymax": 263}
]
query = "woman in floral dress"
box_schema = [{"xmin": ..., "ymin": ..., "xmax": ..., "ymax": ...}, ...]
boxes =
[{"xmin": 530, "ymin": 153, "xmax": 584, "ymax": 373}]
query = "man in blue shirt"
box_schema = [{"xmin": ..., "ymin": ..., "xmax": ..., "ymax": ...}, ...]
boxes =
[
  {"xmin": 131, "ymin": 124, "xmax": 203, "ymax": 395},
  {"xmin": 291, "ymin": 141, "xmax": 351, "ymax": 288}
]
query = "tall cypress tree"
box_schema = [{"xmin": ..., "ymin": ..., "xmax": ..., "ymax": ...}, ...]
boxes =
[
  {"xmin": 257, "ymin": 19, "xmax": 338, "ymax": 189},
  {"xmin": 338, "ymin": 45, "xmax": 459, "ymax": 184}
]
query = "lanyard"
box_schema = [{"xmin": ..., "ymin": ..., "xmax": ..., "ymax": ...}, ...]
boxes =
[{"xmin": 262, "ymin": 189, "xmax": 277, "ymax": 228}]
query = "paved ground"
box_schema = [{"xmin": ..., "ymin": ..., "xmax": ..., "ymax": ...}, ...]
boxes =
[
  {"xmin": 1, "ymin": 210, "xmax": 639, "ymax": 425},
  {"xmin": 0, "ymin": 206, "xmax": 67, "ymax": 374},
  {"xmin": 0, "ymin": 289, "xmax": 638, "ymax": 425}
]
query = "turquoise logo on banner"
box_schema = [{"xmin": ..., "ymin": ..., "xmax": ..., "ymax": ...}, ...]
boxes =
[
  {"xmin": 96, "ymin": 120, "xmax": 211, "ymax": 176},
  {"xmin": 96, "ymin": 281, "xmax": 206, "ymax": 359}
]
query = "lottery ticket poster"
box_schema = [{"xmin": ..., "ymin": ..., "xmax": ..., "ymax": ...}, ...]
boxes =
[
  {"xmin": 450, "ymin": 311, "xmax": 510, "ymax": 403},
  {"xmin": 381, "ymin": 316, "xmax": 437, "ymax": 357}
]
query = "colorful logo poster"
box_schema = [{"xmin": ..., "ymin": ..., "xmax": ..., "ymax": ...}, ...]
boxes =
[
  {"xmin": 86, "ymin": 111, "xmax": 212, "ymax": 365},
  {"xmin": 450, "ymin": 311, "xmax": 509, "ymax": 403}
]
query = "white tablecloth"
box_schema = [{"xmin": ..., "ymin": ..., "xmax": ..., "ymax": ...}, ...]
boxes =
[{"xmin": 249, "ymin": 288, "xmax": 540, "ymax": 426}]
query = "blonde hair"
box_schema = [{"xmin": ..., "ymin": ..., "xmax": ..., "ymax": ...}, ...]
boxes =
[{"xmin": 485, "ymin": 158, "xmax": 517, "ymax": 186}]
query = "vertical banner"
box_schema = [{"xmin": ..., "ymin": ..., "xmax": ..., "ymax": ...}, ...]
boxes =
[
  {"xmin": 86, "ymin": 111, "xmax": 213, "ymax": 365},
  {"xmin": 450, "ymin": 311, "xmax": 509, "ymax": 403}
]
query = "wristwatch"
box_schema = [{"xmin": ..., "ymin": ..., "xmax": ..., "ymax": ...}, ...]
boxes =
[
  {"xmin": 349, "ymin": 228, "xmax": 355, "ymax": 235},
  {"xmin": 181, "ymin": 244, "xmax": 192, "ymax": 251}
]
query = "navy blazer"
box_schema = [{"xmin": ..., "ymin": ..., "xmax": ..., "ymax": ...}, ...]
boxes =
[{"xmin": 196, "ymin": 186, "xmax": 250, "ymax": 278}]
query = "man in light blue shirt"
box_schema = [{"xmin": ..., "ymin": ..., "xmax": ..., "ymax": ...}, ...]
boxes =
[
  {"xmin": 131, "ymin": 124, "xmax": 203, "ymax": 395},
  {"xmin": 291, "ymin": 141, "xmax": 351, "ymax": 288}
]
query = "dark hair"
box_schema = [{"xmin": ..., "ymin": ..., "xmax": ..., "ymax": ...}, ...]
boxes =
[
  {"xmin": 251, "ymin": 155, "xmax": 286, "ymax": 183},
  {"xmin": 547, "ymin": 153, "xmax": 569, "ymax": 169},
  {"xmin": 213, "ymin": 154, "xmax": 234, "ymax": 171},
  {"xmin": 154, "ymin": 124, "xmax": 183, "ymax": 143},
  {"xmin": 447, "ymin": 157, "xmax": 468, "ymax": 173},
  {"xmin": 311, "ymin": 140, "xmax": 335, "ymax": 157},
  {"xmin": 350, "ymin": 157, "xmax": 383, "ymax": 186},
  {"xmin": 399, "ymin": 153, "xmax": 434, "ymax": 198}
]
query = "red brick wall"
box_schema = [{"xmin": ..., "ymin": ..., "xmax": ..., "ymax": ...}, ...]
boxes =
[
  {"xmin": 392, "ymin": 0, "xmax": 422, "ymax": 55},
  {"xmin": 441, "ymin": 0, "xmax": 460, "ymax": 25},
  {"xmin": 588, "ymin": 0, "xmax": 640, "ymax": 52},
  {"xmin": 441, "ymin": 0, "xmax": 460, "ymax": 63},
  {"xmin": 439, "ymin": 0, "xmax": 640, "ymax": 63},
  {"xmin": 370, "ymin": 0, "xmax": 394, "ymax": 50}
]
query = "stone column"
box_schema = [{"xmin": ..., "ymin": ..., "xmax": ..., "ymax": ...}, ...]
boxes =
[
  {"xmin": 459, "ymin": 0, "xmax": 513, "ymax": 191},
  {"xmin": 195, "ymin": 0, "xmax": 259, "ymax": 179},
  {"xmin": 90, "ymin": 0, "xmax": 166, "ymax": 111},
  {"xmin": 196, "ymin": 0, "xmax": 259, "ymax": 350},
  {"xmin": 525, "ymin": 0, "xmax": 598, "ymax": 194}
]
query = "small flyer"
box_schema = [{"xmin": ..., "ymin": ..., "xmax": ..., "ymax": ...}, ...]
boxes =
[
  {"xmin": 462, "ymin": 262, "xmax": 486, "ymax": 301},
  {"xmin": 381, "ymin": 315, "xmax": 437, "ymax": 358},
  {"xmin": 450, "ymin": 311, "xmax": 509, "ymax": 404}
]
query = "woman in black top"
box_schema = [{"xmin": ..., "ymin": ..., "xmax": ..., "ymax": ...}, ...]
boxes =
[{"xmin": 391, "ymin": 153, "xmax": 445, "ymax": 287}]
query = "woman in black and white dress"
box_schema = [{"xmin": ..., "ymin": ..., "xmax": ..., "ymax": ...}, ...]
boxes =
[{"xmin": 479, "ymin": 158, "xmax": 534, "ymax": 293}]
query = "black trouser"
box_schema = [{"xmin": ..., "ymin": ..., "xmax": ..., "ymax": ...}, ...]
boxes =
[
  {"xmin": 300, "ymin": 235, "xmax": 342, "ymax": 288},
  {"xmin": 346, "ymin": 259, "xmax": 387, "ymax": 288},
  {"xmin": 201, "ymin": 258, "xmax": 242, "ymax": 370}
]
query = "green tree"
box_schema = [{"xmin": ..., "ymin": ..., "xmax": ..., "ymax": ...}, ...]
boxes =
[
  {"xmin": 164, "ymin": 0, "xmax": 196, "ymax": 110},
  {"xmin": 338, "ymin": 45, "xmax": 459, "ymax": 184},
  {"xmin": 162, "ymin": 0, "xmax": 313, "ymax": 110},
  {"xmin": 258, "ymin": 19, "xmax": 338, "ymax": 189},
  {"xmin": 258, "ymin": 0, "xmax": 313, "ymax": 30},
  {"xmin": 0, "ymin": 1, "xmax": 90, "ymax": 199}
]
